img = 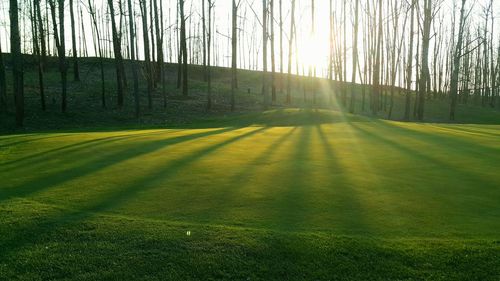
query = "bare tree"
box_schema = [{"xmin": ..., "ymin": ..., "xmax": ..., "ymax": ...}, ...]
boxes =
[
  {"xmin": 179, "ymin": 0, "xmax": 188, "ymax": 96},
  {"xmin": 202, "ymin": 0, "xmax": 207, "ymax": 81},
  {"xmin": 286, "ymin": 0, "xmax": 296, "ymax": 105},
  {"xmin": 10, "ymin": 0, "xmax": 24, "ymax": 126},
  {"xmin": 153, "ymin": 0, "xmax": 166, "ymax": 107},
  {"xmin": 279, "ymin": 0, "xmax": 283, "ymax": 92},
  {"xmin": 207, "ymin": 0, "xmax": 214, "ymax": 109},
  {"xmin": 107, "ymin": 0, "xmax": 126, "ymax": 108},
  {"xmin": 270, "ymin": 0, "xmax": 276, "ymax": 103},
  {"xmin": 88, "ymin": 0, "xmax": 106, "ymax": 108},
  {"xmin": 0, "ymin": 41, "xmax": 6, "ymax": 111},
  {"xmin": 231, "ymin": 0, "xmax": 238, "ymax": 111},
  {"xmin": 69, "ymin": 0, "xmax": 79, "ymax": 81},
  {"xmin": 34, "ymin": 0, "xmax": 46, "ymax": 110},
  {"xmin": 48, "ymin": 0, "xmax": 68, "ymax": 112},
  {"xmin": 128, "ymin": 0, "xmax": 140, "ymax": 117},
  {"xmin": 262, "ymin": 0, "xmax": 268, "ymax": 107},
  {"xmin": 404, "ymin": 0, "xmax": 416, "ymax": 120},
  {"xmin": 349, "ymin": 0, "xmax": 360, "ymax": 113},
  {"xmin": 140, "ymin": 0, "xmax": 153, "ymax": 109},
  {"xmin": 449, "ymin": 0, "xmax": 468, "ymax": 120},
  {"xmin": 417, "ymin": 0, "xmax": 433, "ymax": 120},
  {"xmin": 388, "ymin": 0, "xmax": 408, "ymax": 119},
  {"xmin": 372, "ymin": 0, "xmax": 383, "ymax": 114}
]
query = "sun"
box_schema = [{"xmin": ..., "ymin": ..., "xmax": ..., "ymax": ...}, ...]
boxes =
[{"xmin": 297, "ymin": 32, "xmax": 329, "ymax": 72}]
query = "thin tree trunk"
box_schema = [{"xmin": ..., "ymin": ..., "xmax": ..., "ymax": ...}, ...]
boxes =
[
  {"xmin": 449, "ymin": 0, "xmax": 467, "ymax": 120},
  {"xmin": 88, "ymin": 0, "xmax": 106, "ymax": 108},
  {"xmin": 140, "ymin": 0, "xmax": 153, "ymax": 109},
  {"xmin": 32, "ymin": 0, "xmax": 46, "ymax": 111},
  {"xmin": 128, "ymin": 0, "xmax": 140, "ymax": 117},
  {"xmin": 107, "ymin": 0, "xmax": 126, "ymax": 108},
  {"xmin": 202, "ymin": 0, "xmax": 207, "ymax": 81},
  {"xmin": 0, "ymin": 42, "xmax": 6, "ymax": 111},
  {"xmin": 11, "ymin": 0, "xmax": 24, "ymax": 126},
  {"xmin": 372, "ymin": 0, "xmax": 383, "ymax": 114},
  {"xmin": 179, "ymin": 0, "xmax": 188, "ymax": 96},
  {"xmin": 262, "ymin": 0, "xmax": 268, "ymax": 107},
  {"xmin": 286, "ymin": 0, "xmax": 295, "ymax": 105},
  {"xmin": 69, "ymin": 0, "xmax": 79, "ymax": 81},
  {"xmin": 270, "ymin": 0, "xmax": 276, "ymax": 103},
  {"xmin": 349, "ymin": 0, "xmax": 359, "ymax": 113},
  {"xmin": 49, "ymin": 0, "xmax": 67, "ymax": 112},
  {"xmin": 404, "ymin": 0, "xmax": 416, "ymax": 120},
  {"xmin": 207, "ymin": 0, "xmax": 213, "ymax": 110},
  {"xmin": 279, "ymin": 0, "xmax": 283, "ymax": 92},
  {"xmin": 231, "ymin": 0, "xmax": 238, "ymax": 111}
]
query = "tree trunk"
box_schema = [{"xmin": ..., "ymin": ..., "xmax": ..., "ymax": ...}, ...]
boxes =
[
  {"xmin": 286, "ymin": 0, "xmax": 295, "ymax": 105},
  {"xmin": 179, "ymin": 0, "xmax": 188, "ymax": 96},
  {"xmin": 88, "ymin": 0, "xmax": 106, "ymax": 108},
  {"xmin": 153, "ymin": 0, "xmax": 163, "ymax": 85},
  {"xmin": 449, "ymin": 0, "xmax": 467, "ymax": 120},
  {"xmin": 49, "ymin": 0, "xmax": 67, "ymax": 113},
  {"xmin": 270, "ymin": 0, "xmax": 276, "ymax": 103},
  {"xmin": 107, "ymin": 0, "xmax": 125, "ymax": 108},
  {"xmin": 231, "ymin": 0, "xmax": 238, "ymax": 111},
  {"xmin": 207, "ymin": 0, "xmax": 213, "ymax": 110},
  {"xmin": 128, "ymin": 0, "xmax": 140, "ymax": 117},
  {"xmin": 32, "ymin": 0, "xmax": 46, "ymax": 111},
  {"xmin": 140, "ymin": 0, "xmax": 153, "ymax": 109},
  {"xmin": 372, "ymin": 0, "xmax": 383, "ymax": 114},
  {"xmin": 418, "ymin": 0, "xmax": 432, "ymax": 121},
  {"xmin": 10, "ymin": 0, "xmax": 24, "ymax": 126},
  {"xmin": 69, "ymin": 0, "xmax": 79, "ymax": 81},
  {"xmin": 279, "ymin": 0, "xmax": 283, "ymax": 92},
  {"xmin": 404, "ymin": 0, "xmax": 416, "ymax": 120},
  {"xmin": 202, "ymin": 0, "xmax": 207, "ymax": 81},
  {"xmin": 0, "ymin": 41, "xmax": 6, "ymax": 111},
  {"xmin": 349, "ymin": 0, "xmax": 359, "ymax": 113},
  {"xmin": 262, "ymin": 0, "xmax": 268, "ymax": 107}
]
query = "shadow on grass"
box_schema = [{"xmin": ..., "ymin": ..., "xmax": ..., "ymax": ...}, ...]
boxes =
[
  {"xmin": 425, "ymin": 124, "xmax": 500, "ymax": 138},
  {"xmin": 316, "ymin": 124, "xmax": 372, "ymax": 235},
  {"xmin": 0, "ymin": 129, "xmax": 186, "ymax": 172},
  {"xmin": 372, "ymin": 120, "xmax": 500, "ymax": 166},
  {"xmin": 198, "ymin": 126, "xmax": 299, "ymax": 223},
  {"xmin": 0, "ymin": 126, "xmax": 269, "ymax": 260},
  {"xmin": 0, "ymin": 134, "xmax": 73, "ymax": 148},
  {"xmin": 0, "ymin": 127, "xmax": 237, "ymax": 203},
  {"xmin": 348, "ymin": 122, "xmax": 498, "ymax": 190}
]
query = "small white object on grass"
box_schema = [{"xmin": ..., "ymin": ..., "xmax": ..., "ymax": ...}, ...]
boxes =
[{"xmin": 186, "ymin": 231, "xmax": 191, "ymax": 236}]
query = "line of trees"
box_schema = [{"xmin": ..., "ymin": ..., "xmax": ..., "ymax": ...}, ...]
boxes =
[{"xmin": 1, "ymin": 0, "xmax": 499, "ymax": 127}]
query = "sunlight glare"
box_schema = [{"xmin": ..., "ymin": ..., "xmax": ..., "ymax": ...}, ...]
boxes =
[{"xmin": 298, "ymin": 33, "xmax": 329, "ymax": 70}]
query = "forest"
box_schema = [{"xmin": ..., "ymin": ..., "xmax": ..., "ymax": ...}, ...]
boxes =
[
  {"xmin": 0, "ymin": 0, "xmax": 498, "ymax": 128},
  {"xmin": 0, "ymin": 0, "xmax": 500, "ymax": 280}
]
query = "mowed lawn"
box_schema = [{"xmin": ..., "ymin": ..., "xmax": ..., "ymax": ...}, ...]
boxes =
[{"xmin": 1, "ymin": 109, "xmax": 500, "ymax": 280}]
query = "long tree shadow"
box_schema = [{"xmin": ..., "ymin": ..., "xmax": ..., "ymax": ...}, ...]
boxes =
[
  {"xmin": 266, "ymin": 126, "xmax": 315, "ymax": 231},
  {"xmin": 0, "ymin": 134, "xmax": 73, "ymax": 149},
  {"xmin": 0, "ymin": 127, "xmax": 238, "ymax": 203},
  {"xmin": 200, "ymin": 127, "xmax": 299, "ymax": 224},
  {"xmin": 349, "ymin": 122, "xmax": 499, "ymax": 190},
  {"xmin": 371, "ymin": 120, "xmax": 500, "ymax": 173},
  {"xmin": 375, "ymin": 121, "xmax": 500, "ymax": 160},
  {"xmin": 0, "ymin": 126, "xmax": 269, "ymax": 260},
  {"xmin": 315, "ymin": 124, "xmax": 373, "ymax": 235},
  {"xmin": 0, "ymin": 130, "xmax": 181, "ymax": 172},
  {"xmin": 425, "ymin": 124, "xmax": 500, "ymax": 138}
]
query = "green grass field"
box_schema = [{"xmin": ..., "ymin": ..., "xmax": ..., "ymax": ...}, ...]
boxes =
[{"xmin": 1, "ymin": 109, "xmax": 500, "ymax": 280}]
